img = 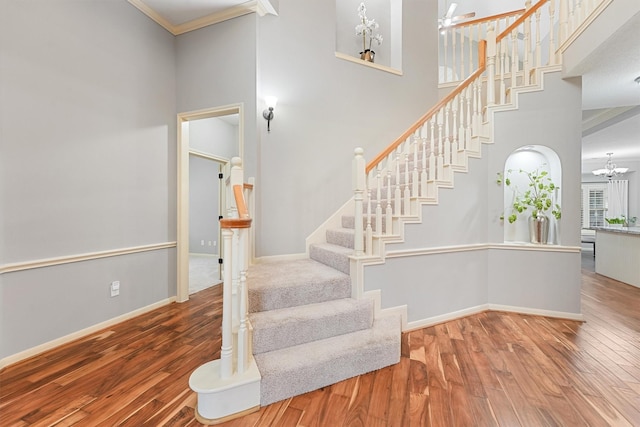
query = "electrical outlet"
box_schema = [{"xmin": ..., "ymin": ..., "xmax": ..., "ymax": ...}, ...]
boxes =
[
  {"xmin": 110, "ymin": 281, "xmax": 120, "ymax": 297},
  {"xmin": 200, "ymin": 239, "xmax": 205, "ymax": 246},
  {"xmin": 213, "ymin": 241, "xmax": 217, "ymax": 247},
  {"xmin": 208, "ymin": 241, "xmax": 212, "ymax": 246}
]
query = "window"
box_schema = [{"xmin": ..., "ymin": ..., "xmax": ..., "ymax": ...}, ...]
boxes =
[{"xmin": 581, "ymin": 183, "xmax": 607, "ymax": 228}]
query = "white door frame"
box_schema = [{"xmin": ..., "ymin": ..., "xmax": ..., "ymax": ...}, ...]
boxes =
[{"xmin": 177, "ymin": 103, "xmax": 244, "ymax": 302}]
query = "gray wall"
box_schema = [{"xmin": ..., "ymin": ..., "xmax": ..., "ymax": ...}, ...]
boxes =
[
  {"xmin": 256, "ymin": 0, "xmax": 439, "ymax": 257},
  {"xmin": 0, "ymin": 0, "xmax": 176, "ymax": 359}
]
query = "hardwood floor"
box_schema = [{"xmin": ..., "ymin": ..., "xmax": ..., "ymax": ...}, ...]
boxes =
[{"xmin": 2, "ymin": 249, "xmax": 640, "ymax": 426}]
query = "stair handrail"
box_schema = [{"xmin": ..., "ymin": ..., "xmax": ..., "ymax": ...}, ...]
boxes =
[
  {"xmin": 366, "ymin": 40, "xmax": 486, "ymax": 175},
  {"xmin": 446, "ymin": 9, "xmax": 526, "ymax": 31}
]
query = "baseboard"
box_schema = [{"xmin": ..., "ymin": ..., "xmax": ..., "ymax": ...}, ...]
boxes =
[
  {"xmin": 253, "ymin": 253, "xmax": 307, "ymax": 263},
  {"xmin": 404, "ymin": 303, "xmax": 584, "ymax": 332},
  {"xmin": 487, "ymin": 304, "xmax": 585, "ymax": 322},
  {"xmin": 0, "ymin": 297, "xmax": 176, "ymax": 370}
]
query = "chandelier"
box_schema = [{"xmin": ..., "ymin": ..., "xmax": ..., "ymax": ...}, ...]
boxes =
[{"xmin": 592, "ymin": 152, "xmax": 628, "ymax": 179}]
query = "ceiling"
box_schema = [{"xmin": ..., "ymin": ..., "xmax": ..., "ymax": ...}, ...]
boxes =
[{"xmin": 129, "ymin": 0, "xmax": 640, "ymax": 168}]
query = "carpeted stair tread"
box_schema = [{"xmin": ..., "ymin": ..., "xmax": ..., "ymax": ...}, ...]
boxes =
[
  {"xmin": 309, "ymin": 243, "xmax": 352, "ymax": 274},
  {"xmin": 254, "ymin": 315, "xmax": 401, "ymax": 405},
  {"xmin": 250, "ymin": 298, "xmax": 373, "ymax": 354},
  {"xmin": 248, "ymin": 259, "xmax": 350, "ymax": 313},
  {"xmin": 326, "ymin": 228, "xmax": 357, "ymax": 249}
]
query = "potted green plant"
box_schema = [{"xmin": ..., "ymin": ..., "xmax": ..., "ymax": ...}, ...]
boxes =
[{"xmin": 497, "ymin": 165, "xmax": 561, "ymax": 244}]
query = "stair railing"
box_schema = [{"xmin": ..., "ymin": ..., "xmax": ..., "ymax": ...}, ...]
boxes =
[
  {"xmin": 219, "ymin": 159, "xmax": 253, "ymax": 378},
  {"xmin": 353, "ymin": 0, "xmax": 608, "ymax": 257},
  {"xmin": 440, "ymin": 8, "xmax": 526, "ymax": 85}
]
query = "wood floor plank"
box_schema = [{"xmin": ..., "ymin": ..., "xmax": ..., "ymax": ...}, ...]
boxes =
[{"xmin": 2, "ymin": 254, "xmax": 640, "ymax": 426}]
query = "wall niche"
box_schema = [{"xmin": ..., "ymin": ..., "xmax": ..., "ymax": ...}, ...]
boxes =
[
  {"xmin": 502, "ymin": 145, "xmax": 563, "ymax": 245},
  {"xmin": 335, "ymin": 0, "xmax": 402, "ymax": 71}
]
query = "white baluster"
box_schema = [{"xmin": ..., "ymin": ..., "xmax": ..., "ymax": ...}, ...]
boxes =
[
  {"xmin": 460, "ymin": 26, "xmax": 466, "ymax": 80},
  {"xmin": 420, "ymin": 134, "xmax": 428, "ymax": 198},
  {"xmin": 220, "ymin": 227, "xmax": 234, "ymax": 379},
  {"xmin": 436, "ymin": 109, "xmax": 444, "ymax": 180},
  {"xmin": 559, "ymin": 0, "xmax": 569, "ymax": 45},
  {"xmin": 394, "ymin": 146, "xmax": 401, "ymax": 216},
  {"xmin": 451, "ymin": 98, "xmax": 459, "ymax": 166},
  {"xmin": 465, "ymin": 86, "xmax": 472, "ymax": 147},
  {"xmin": 486, "ymin": 25, "xmax": 496, "ymax": 106},
  {"xmin": 548, "ymin": 0, "xmax": 557, "ymax": 65},
  {"xmin": 443, "ymin": 30, "xmax": 449, "ymax": 83},
  {"xmin": 386, "ymin": 155, "xmax": 393, "ymax": 234},
  {"xmin": 375, "ymin": 166, "xmax": 382, "ymax": 236},
  {"xmin": 499, "ymin": 39, "xmax": 506, "ymax": 105},
  {"xmin": 412, "ymin": 134, "xmax": 419, "ymax": 198},
  {"xmin": 232, "ymin": 224, "xmax": 240, "ymax": 329},
  {"xmin": 452, "ymin": 27, "xmax": 457, "ymax": 81},
  {"xmin": 353, "ymin": 148, "xmax": 365, "ymax": 256},
  {"xmin": 237, "ymin": 230, "xmax": 248, "ymax": 374},
  {"xmin": 403, "ymin": 148, "xmax": 410, "ymax": 215},
  {"xmin": 536, "ymin": 8, "xmax": 542, "ymax": 72},
  {"xmin": 458, "ymin": 93, "xmax": 465, "ymax": 150},
  {"xmin": 444, "ymin": 104, "xmax": 451, "ymax": 168},
  {"xmin": 365, "ymin": 175, "xmax": 373, "ymax": 256},
  {"xmin": 429, "ymin": 118, "xmax": 436, "ymax": 182},
  {"xmin": 510, "ymin": 29, "xmax": 518, "ymax": 95}
]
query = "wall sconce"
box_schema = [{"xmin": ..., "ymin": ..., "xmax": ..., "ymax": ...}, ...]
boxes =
[{"xmin": 262, "ymin": 96, "xmax": 278, "ymax": 132}]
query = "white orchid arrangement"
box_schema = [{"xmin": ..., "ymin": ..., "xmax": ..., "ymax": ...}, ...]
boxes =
[{"xmin": 355, "ymin": 2, "xmax": 383, "ymax": 54}]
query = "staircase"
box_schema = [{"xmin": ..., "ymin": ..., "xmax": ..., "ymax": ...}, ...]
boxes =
[{"xmin": 191, "ymin": 0, "xmax": 612, "ymax": 421}]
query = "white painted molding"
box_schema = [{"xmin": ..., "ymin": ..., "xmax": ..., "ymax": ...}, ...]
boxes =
[
  {"xmin": 0, "ymin": 297, "xmax": 176, "ymax": 370},
  {"xmin": 253, "ymin": 253, "xmax": 307, "ymax": 264},
  {"xmin": 334, "ymin": 52, "xmax": 403, "ymax": 76},
  {"xmin": 127, "ymin": 0, "xmax": 277, "ymax": 36},
  {"xmin": 385, "ymin": 242, "xmax": 580, "ymax": 259},
  {"xmin": 189, "ymin": 149, "xmax": 230, "ymax": 164},
  {"xmin": 487, "ymin": 304, "xmax": 585, "ymax": 322},
  {"xmin": 406, "ymin": 304, "xmax": 489, "ymax": 331},
  {"xmin": 0, "ymin": 242, "xmax": 177, "ymax": 274}
]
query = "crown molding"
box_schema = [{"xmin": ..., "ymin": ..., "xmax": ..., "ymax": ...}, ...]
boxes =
[{"xmin": 128, "ymin": 0, "xmax": 277, "ymax": 36}]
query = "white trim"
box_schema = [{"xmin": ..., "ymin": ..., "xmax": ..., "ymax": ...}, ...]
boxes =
[
  {"xmin": 404, "ymin": 303, "xmax": 584, "ymax": 332},
  {"xmin": 177, "ymin": 104, "xmax": 244, "ymax": 303},
  {"xmin": 406, "ymin": 304, "xmax": 489, "ymax": 331},
  {"xmin": 385, "ymin": 242, "xmax": 580, "ymax": 259},
  {"xmin": 189, "ymin": 149, "xmax": 229, "ymax": 164},
  {"xmin": 487, "ymin": 304, "xmax": 585, "ymax": 322},
  {"xmin": 0, "ymin": 242, "xmax": 176, "ymax": 274},
  {"xmin": 253, "ymin": 253, "xmax": 307, "ymax": 264},
  {"xmin": 127, "ymin": 0, "xmax": 278, "ymax": 36},
  {"xmin": 0, "ymin": 297, "xmax": 176, "ymax": 370},
  {"xmin": 334, "ymin": 52, "xmax": 403, "ymax": 76}
]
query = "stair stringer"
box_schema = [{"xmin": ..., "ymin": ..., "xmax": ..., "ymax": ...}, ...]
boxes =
[{"xmin": 344, "ymin": 64, "xmax": 565, "ymax": 331}]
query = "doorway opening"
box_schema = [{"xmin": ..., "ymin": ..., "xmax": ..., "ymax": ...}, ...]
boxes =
[{"xmin": 177, "ymin": 104, "xmax": 244, "ymax": 302}]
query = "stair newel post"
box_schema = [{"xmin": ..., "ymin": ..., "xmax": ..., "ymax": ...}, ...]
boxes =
[
  {"xmin": 548, "ymin": 0, "xmax": 557, "ymax": 65},
  {"xmin": 436, "ymin": 109, "xmax": 444, "ymax": 181},
  {"xmin": 352, "ymin": 148, "xmax": 365, "ymax": 256},
  {"xmin": 365, "ymin": 171, "xmax": 373, "ymax": 256},
  {"xmin": 394, "ymin": 146, "xmax": 401, "ymax": 217},
  {"xmin": 375, "ymin": 166, "xmax": 382, "ymax": 236},
  {"xmin": 486, "ymin": 25, "xmax": 497, "ymax": 106},
  {"xmin": 428, "ymin": 118, "xmax": 436, "ymax": 182},
  {"xmin": 220, "ymin": 227, "xmax": 234, "ymax": 379},
  {"xmin": 385, "ymin": 154, "xmax": 393, "ymax": 234},
  {"xmin": 412, "ymin": 133, "xmax": 419, "ymax": 199}
]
